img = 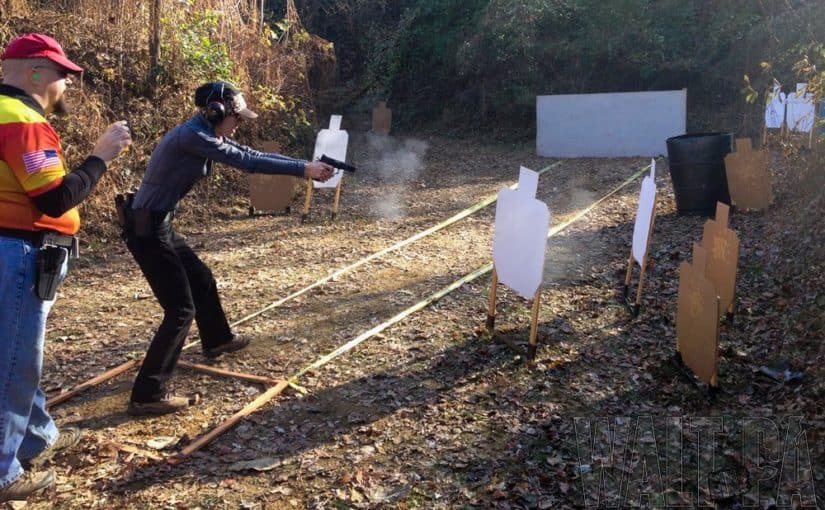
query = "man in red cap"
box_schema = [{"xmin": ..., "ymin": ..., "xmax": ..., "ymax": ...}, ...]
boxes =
[{"xmin": 0, "ymin": 33, "xmax": 131, "ymax": 501}]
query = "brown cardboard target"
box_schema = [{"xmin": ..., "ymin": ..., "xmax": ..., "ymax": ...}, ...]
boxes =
[
  {"xmin": 676, "ymin": 243, "xmax": 720, "ymax": 386},
  {"xmin": 725, "ymin": 138, "xmax": 771, "ymax": 210},
  {"xmin": 701, "ymin": 203, "xmax": 740, "ymax": 316},
  {"xmin": 248, "ymin": 140, "xmax": 299, "ymax": 213},
  {"xmin": 372, "ymin": 101, "xmax": 392, "ymax": 135}
]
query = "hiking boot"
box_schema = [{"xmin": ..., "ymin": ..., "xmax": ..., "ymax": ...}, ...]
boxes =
[
  {"xmin": 127, "ymin": 393, "xmax": 199, "ymax": 417},
  {"xmin": 203, "ymin": 336, "xmax": 250, "ymax": 359},
  {"xmin": 20, "ymin": 427, "xmax": 82, "ymax": 469},
  {"xmin": 0, "ymin": 470, "xmax": 55, "ymax": 502}
]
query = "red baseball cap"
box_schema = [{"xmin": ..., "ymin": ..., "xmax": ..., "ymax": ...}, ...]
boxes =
[{"xmin": 1, "ymin": 33, "xmax": 83, "ymax": 73}]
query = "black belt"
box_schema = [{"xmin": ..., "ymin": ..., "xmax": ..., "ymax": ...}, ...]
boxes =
[{"xmin": 0, "ymin": 227, "xmax": 79, "ymax": 256}]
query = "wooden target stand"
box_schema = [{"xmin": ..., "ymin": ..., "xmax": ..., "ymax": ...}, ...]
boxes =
[
  {"xmin": 622, "ymin": 162, "xmax": 657, "ymax": 317},
  {"xmin": 484, "ymin": 167, "xmax": 550, "ymax": 361},
  {"xmin": 301, "ymin": 175, "xmax": 344, "ymax": 221},
  {"xmin": 486, "ymin": 267, "xmax": 543, "ymax": 360},
  {"xmin": 301, "ymin": 115, "xmax": 349, "ymax": 222}
]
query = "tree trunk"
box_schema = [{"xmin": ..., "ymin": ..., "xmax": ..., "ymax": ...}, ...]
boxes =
[{"xmin": 149, "ymin": 0, "xmax": 162, "ymax": 85}]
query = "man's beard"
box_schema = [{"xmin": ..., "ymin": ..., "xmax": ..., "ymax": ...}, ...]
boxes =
[{"xmin": 53, "ymin": 95, "xmax": 70, "ymax": 116}]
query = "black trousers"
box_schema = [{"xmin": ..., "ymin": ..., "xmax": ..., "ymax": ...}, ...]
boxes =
[{"xmin": 124, "ymin": 222, "xmax": 233, "ymax": 402}]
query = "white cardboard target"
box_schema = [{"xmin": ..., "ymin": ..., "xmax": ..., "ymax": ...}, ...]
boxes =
[
  {"xmin": 312, "ymin": 115, "xmax": 348, "ymax": 189},
  {"xmin": 786, "ymin": 90, "xmax": 815, "ymax": 133},
  {"xmin": 631, "ymin": 160, "xmax": 657, "ymax": 265},
  {"xmin": 764, "ymin": 84, "xmax": 786, "ymax": 129},
  {"xmin": 492, "ymin": 167, "xmax": 550, "ymax": 299}
]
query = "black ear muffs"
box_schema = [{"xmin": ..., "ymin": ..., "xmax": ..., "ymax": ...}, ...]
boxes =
[{"xmin": 204, "ymin": 101, "xmax": 226, "ymax": 125}]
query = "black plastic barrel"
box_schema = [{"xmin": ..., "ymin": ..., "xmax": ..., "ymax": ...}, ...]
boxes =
[{"xmin": 666, "ymin": 132, "xmax": 733, "ymax": 216}]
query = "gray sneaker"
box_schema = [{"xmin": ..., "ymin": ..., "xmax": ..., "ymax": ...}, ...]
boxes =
[
  {"xmin": 203, "ymin": 336, "xmax": 250, "ymax": 359},
  {"xmin": 127, "ymin": 393, "xmax": 199, "ymax": 416},
  {"xmin": 0, "ymin": 470, "xmax": 55, "ymax": 502},
  {"xmin": 20, "ymin": 427, "xmax": 82, "ymax": 469}
]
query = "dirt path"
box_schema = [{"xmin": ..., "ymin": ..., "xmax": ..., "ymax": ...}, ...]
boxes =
[{"xmin": 19, "ymin": 133, "xmax": 823, "ymax": 509}]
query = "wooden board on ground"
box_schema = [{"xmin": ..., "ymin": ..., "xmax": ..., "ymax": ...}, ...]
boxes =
[
  {"xmin": 248, "ymin": 141, "xmax": 298, "ymax": 214},
  {"xmin": 372, "ymin": 101, "xmax": 392, "ymax": 135},
  {"xmin": 676, "ymin": 243, "xmax": 720, "ymax": 386},
  {"xmin": 701, "ymin": 202, "xmax": 740, "ymax": 316},
  {"xmin": 725, "ymin": 138, "xmax": 771, "ymax": 210}
]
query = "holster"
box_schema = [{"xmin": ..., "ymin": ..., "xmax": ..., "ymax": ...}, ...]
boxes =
[
  {"xmin": 116, "ymin": 192, "xmax": 172, "ymax": 237},
  {"xmin": 114, "ymin": 191, "xmax": 134, "ymax": 228},
  {"xmin": 36, "ymin": 245, "xmax": 67, "ymax": 300}
]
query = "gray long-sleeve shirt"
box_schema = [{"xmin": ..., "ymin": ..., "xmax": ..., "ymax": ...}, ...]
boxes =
[{"xmin": 132, "ymin": 113, "xmax": 306, "ymax": 211}]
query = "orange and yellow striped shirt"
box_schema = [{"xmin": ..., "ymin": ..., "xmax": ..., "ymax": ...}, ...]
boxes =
[{"xmin": 0, "ymin": 87, "xmax": 79, "ymax": 234}]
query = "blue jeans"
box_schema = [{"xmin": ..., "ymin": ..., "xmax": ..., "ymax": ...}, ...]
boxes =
[{"xmin": 0, "ymin": 236, "xmax": 66, "ymax": 488}]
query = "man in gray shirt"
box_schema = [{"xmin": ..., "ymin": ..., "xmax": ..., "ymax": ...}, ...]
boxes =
[{"xmin": 122, "ymin": 81, "xmax": 334, "ymax": 416}]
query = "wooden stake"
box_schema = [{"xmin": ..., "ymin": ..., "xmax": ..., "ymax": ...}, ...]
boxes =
[
  {"xmin": 47, "ymin": 358, "xmax": 141, "ymax": 408},
  {"xmin": 633, "ymin": 208, "xmax": 657, "ymax": 311},
  {"xmin": 527, "ymin": 288, "xmax": 541, "ymax": 360},
  {"xmin": 177, "ymin": 361, "xmax": 282, "ymax": 386},
  {"xmin": 171, "ymin": 379, "xmax": 290, "ymax": 462},
  {"xmin": 486, "ymin": 267, "xmax": 498, "ymax": 330},
  {"xmin": 623, "ymin": 250, "xmax": 634, "ymax": 291},
  {"xmin": 809, "ymin": 120, "xmax": 815, "ymax": 149},
  {"xmin": 104, "ymin": 441, "xmax": 164, "ymax": 461},
  {"xmin": 711, "ymin": 296, "xmax": 720, "ymax": 389},
  {"xmin": 301, "ymin": 178, "xmax": 313, "ymax": 222},
  {"xmin": 331, "ymin": 179, "xmax": 343, "ymax": 220}
]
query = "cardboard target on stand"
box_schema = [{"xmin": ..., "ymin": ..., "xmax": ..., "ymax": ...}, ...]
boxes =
[
  {"xmin": 487, "ymin": 167, "xmax": 551, "ymax": 360},
  {"xmin": 248, "ymin": 141, "xmax": 299, "ymax": 216},
  {"xmin": 762, "ymin": 82, "xmax": 786, "ymax": 146},
  {"xmin": 786, "ymin": 84, "xmax": 816, "ymax": 148},
  {"xmin": 676, "ymin": 242, "xmax": 720, "ymax": 388},
  {"xmin": 372, "ymin": 101, "xmax": 392, "ymax": 135},
  {"xmin": 724, "ymin": 138, "xmax": 771, "ymax": 210},
  {"xmin": 302, "ymin": 115, "xmax": 349, "ymax": 221},
  {"xmin": 623, "ymin": 159, "xmax": 657, "ymax": 316},
  {"xmin": 701, "ymin": 202, "xmax": 740, "ymax": 319}
]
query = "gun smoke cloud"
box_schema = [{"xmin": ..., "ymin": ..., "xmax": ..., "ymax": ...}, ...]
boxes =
[{"xmin": 364, "ymin": 133, "xmax": 429, "ymax": 219}]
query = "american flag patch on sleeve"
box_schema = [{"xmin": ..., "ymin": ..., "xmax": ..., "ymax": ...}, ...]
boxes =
[{"xmin": 22, "ymin": 148, "xmax": 61, "ymax": 174}]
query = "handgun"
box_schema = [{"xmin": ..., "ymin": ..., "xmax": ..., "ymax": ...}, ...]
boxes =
[{"xmin": 319, "ymin": 154, "xmax": 357, "ymax": 173}]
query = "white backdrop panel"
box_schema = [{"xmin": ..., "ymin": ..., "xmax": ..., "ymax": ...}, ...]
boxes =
[{"xmin": 536, "ymin": 90, "xmax": 686, "ymax": 157}]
